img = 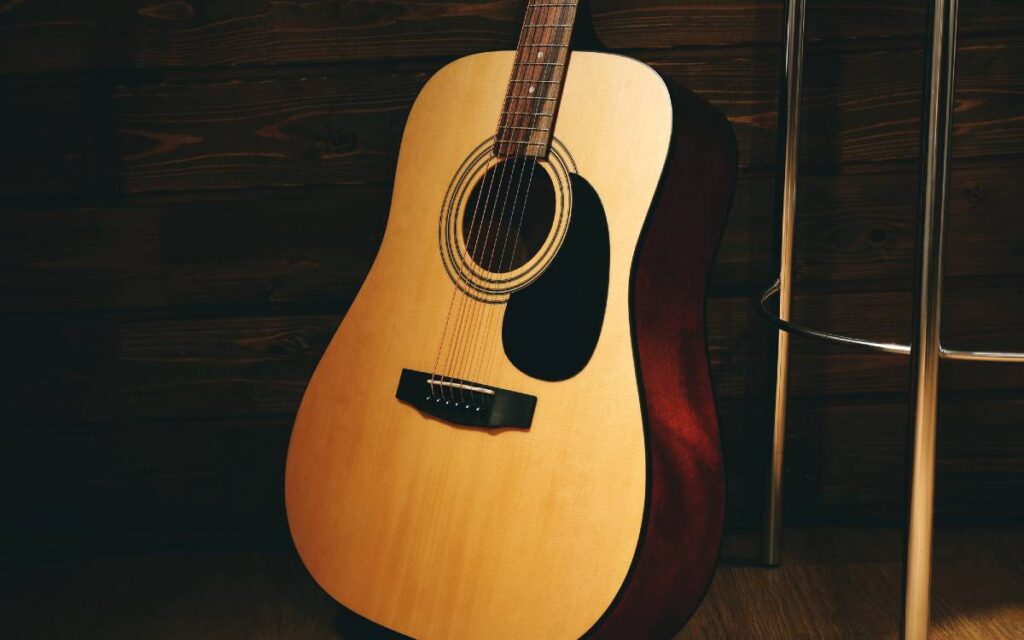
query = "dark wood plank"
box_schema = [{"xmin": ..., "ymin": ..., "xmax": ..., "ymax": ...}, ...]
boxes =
[
  {"xmin": 0, "ymin": 550, "xmax": 340, "ymax": 638},
  {"xmin": 714, "ymin": 158, "xmax": 1024, "ymax": 294},
  {"xmin": 719, "ymin": 395, "xmax": 1024, "ymax": 531},
  {"xmin": 596, "ymin": 0, "xmax": 1024, "ymax": 51},
  {"xmin": 0, "ymin": 0, "xmax": 524, "ymax": 75},
  {"xmin": 2, "ymin": 1, "xmax": 1023, "ymax": 75},
  {"xmin": 3, "ymin": 162, "xmax": 1021, "ymax": 315},
  {"xmin": 4, "ymin": 37, "xmax": 1023, "ymax": 196},
  {"xmin": 0, "ymin": 313, "xmax": 339, "ymax": 426},
  {"xmin": 0, "ymin": 417, "xmax": 294, "ymax": 561},
  {"xmin": 789, "ymin": 161, "xmax": 1024, "ymax": 288},
  {"xmin": 1, "ymin": 393, "xmax": 1021, "ymax": 559},
  {"xmin": 19, "ymin": 53, "xmax": 773, "ymax": 196},
  {"xmin": 811, "ymin": 396, "xmax": 1024, "ymax": 524},
  {"xmin": 1, "ymin": 529, "xmax": 1018, "ymax": 639},
  {"xmin": 0, "ymin": 187, "xmax": 387, "ymax": 315},
  {"xmin": 723, "ymin": 394, "xmax": 1024, "ymax": 528},
  {"xmin": 648, "ymin": 32, "xmax": 1024, "ymax": 173},
  {"xmin": 678, "ymin": 528, "xmax": 1024, "ymax": 640},
  {"xmin": 2, "ymin": 0, "xmax": 1023, "ymax": 560},
  {"xmin": 2, "ymin": 285, "xmax": 1022, "ymax": 432},
  {"xmin": 0, "ymin": 62, "xmax": 438, "ymax": 196}
]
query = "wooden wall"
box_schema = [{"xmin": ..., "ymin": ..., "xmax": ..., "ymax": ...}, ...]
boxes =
[{"xmin": 1, "ymin": 0, "xmax": 1022, "ymax": 562}]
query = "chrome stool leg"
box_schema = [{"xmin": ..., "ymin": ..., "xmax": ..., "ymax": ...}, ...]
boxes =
[
  {"xmin": 761, "ymin": 0, "xmax": 807, "ymax": 568},
  {"xmin": 903, "ymin": 0, "xmax": 958, "ymax": 637},
  {"xmin": 759, "ymin": 1, "xmax": 1024, "ymax": 637}
]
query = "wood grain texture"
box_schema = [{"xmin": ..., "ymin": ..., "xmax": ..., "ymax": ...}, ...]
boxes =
[
  {"xmin": 592, "ymin": 76, "xmax": 735, "ymax": 639},
  {"xmin": 1, "ymin": 528, "xmax": 1020, "ymax": 639},
  {"xmin": 4, "ymin": 285, "xmax": 1024, "ymax": 437},
  {"xmin": 285, "ymin": 51, "xmax": 671, "ymax": 638},
  {"xmin": 0, "ymin": 160, "xmax": 1018, "ymax": 327},
  {"xmin": 1, "ymin": 395, "xmax": 1022, "ymax": 567},
  {"xmin": 2, "ymin": 1, "xmax": 1023, "ymax": 74},
  {"xmin": 678, "ymin": 527, "xmax": 1024, "ymax": 640},
  {"xmin": 2, "ymin": 286, "xmax": 1024, "ymax": 434},
  {"xmin": 0, "ymin": 187, "xmax": 388, "ymax": 315},
  {"xmin": 3, "ymin": 162, "xmax": 1022, "ymax": 317},
  {"xmin": 4, "ymin": 36, "xmax": 1024, "ymax": 196},
  {"xmin": 0, "ymin": 416, "xmax": 294, "ymax": 565},
  {"xmin": 1, "ymin": 0, "xmax": 1022, "ymax": 562},
  {"xmin": 0, "ymin": 0, "xmax": 524, "ymax": 74}
]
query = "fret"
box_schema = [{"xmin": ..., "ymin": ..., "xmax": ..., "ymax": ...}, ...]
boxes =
[
  {"xmin": 495, "ymin": 0, "xmax": 579, "ymax": 158},
  {"xmin": 494, "ymin": 139, "xmax": 547, "ymax": 146},
  {"xmin": 517, "ymin": 50, "xmax": 566, "ymax": 65}
]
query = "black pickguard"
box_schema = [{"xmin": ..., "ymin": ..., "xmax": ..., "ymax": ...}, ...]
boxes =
[{"xmin": 502, "ymin": 173, "xmax": 609, "ymax": 381}]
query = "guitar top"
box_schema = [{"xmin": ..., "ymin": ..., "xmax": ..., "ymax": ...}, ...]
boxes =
[{"xmin": 285, "ymin": 2, "xmax": 737, "ymax": 637}]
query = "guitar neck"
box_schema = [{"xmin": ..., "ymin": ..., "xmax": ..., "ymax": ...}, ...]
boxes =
[{"xmin": 495, "ymin": 0, "xmax": 582, "ymax": 159}]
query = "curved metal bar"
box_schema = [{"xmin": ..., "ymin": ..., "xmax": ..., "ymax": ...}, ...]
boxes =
[
  {"xmin": 940, "ymin": 347, "xmax": 1024, "ymax": 363},
  {"xmin": 759, "ymin": 280, "xmax": 1024, "ymax": 364},
  {"xmin": 758, "ymin": 279, "xmax": 912, "ymax": 356}
]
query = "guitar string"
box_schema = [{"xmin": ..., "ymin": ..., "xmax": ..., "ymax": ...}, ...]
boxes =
[
  {"xmin": 459, "ymin": 0, "xmax": 570, "ymax": 399},
  {"xmin": 430, "ymin": 1, "xmax": 542, "ymax": 404},
  {"xmin": 476, "ymin": 153, "xmax": 538, "ymax": 393},
  {"xmin": 449, "ymin": 3, "xmax": 551, "ymax": 406},
  {"xmin": 431, "ymin": 0, "xmax": 574, "ymax": 405},
  {"xmin": 477, "ymin": 2, "xmax": 575, "ymax": 393},
  {"xmin": 462, "ymin": 141, "xmax": 536, "ymax": 395},
  {"xmin": 429, "ymin": 123, "xmax": 504, "ymax": 401},
  {"xmin": 440, "ymin": 154, "xmax": 503, "ymax": 401},
  {"xmin": 443, "ymin": 135, "xmax": 512, "ymax": 405},
  {"xmin": 445, "ymin": 5, "xmax": 546, "ymax": 406},
  {"xmin": 441, "ymin": 116, "xmax": 514, "ymax": 405},
  {"xmin": 428, "ymin": 30, "xmax": 529, "ymax": 405},
  {"xmin": 466, "ymin": 1, "xmax": 576, "ymax": 398}
]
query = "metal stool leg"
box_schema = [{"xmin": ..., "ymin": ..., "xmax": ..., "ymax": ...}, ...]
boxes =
[
  {"xmin": 761, "ymin": 0, "xmax": 807, "ymax": 568},
  {"xmin": 759, "ymin": 0, "xmax": 1021, "ymax": 634},
  {"xmin": 903, "ymin": 0, "xmax": 958, "ymax": 638}
]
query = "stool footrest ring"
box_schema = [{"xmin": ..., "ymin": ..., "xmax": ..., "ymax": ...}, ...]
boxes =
[{"xmin": 757, "ymin": 279, "xmax": 1024, "ymax": 363}]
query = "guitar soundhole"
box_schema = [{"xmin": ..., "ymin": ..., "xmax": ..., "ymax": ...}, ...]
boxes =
[{"xmin": 461, "ymin": 158, "xmax": 555, "ymax": 274}]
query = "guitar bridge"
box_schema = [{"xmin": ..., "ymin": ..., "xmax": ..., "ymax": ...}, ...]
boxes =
[{"xmin": 395, "ymin": 369, "xmax": 536, "ymax": 429}]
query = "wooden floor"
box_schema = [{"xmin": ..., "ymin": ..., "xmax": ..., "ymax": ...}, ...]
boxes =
[
  {"xmin": 680, "ymin": 528, "xmax": 1024, "ymax": 640},
  {"xmin": 1, "ymin": 527, "xmax": 1020, "ymax": 639}
]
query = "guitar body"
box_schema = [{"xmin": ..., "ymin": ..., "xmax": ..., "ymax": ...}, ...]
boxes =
[{"xmin": 286, "ymin": 50, "xmax": 735, "ymax": 639}]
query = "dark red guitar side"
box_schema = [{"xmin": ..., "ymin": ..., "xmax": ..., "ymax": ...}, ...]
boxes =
[{"xmin": 589, "ymin": 80, "xmax": 737, "ymax": 639}]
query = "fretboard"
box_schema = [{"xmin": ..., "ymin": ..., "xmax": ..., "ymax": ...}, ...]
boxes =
[{"xmin": 495, "ymin": 0, "xmax": 581, "ymax": 159}]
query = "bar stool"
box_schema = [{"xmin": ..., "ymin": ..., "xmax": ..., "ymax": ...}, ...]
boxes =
[{"xmin": 757, "ymin": 1, "xmax": 1024, "ymax": 638}]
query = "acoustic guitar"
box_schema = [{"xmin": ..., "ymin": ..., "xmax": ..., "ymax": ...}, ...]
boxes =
[{"xmin": 285, "ymin": 1, "xmax": 736, "ymax": 637}]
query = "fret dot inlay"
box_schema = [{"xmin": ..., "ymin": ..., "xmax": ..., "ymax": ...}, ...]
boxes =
[{"xmin": 494, "ymin": 0, "xmax": 580, "ymax": 159}]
